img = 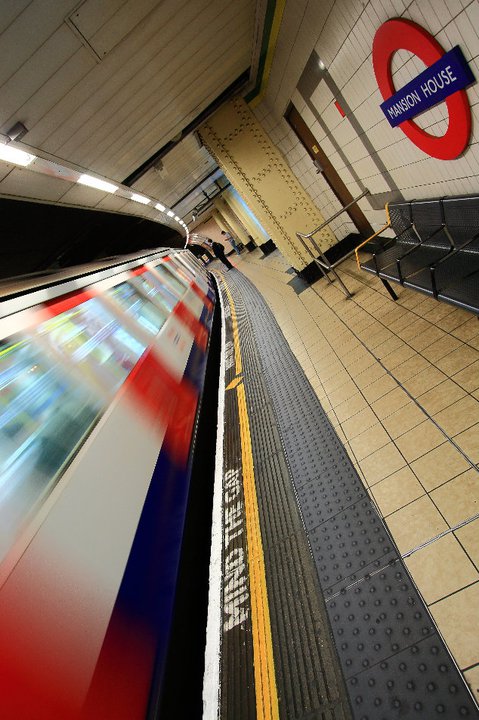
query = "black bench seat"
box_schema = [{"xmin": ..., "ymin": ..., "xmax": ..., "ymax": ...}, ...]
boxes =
[{"xmin": 355, "ymin": 194, "xmax": 479, "ymax": 315}]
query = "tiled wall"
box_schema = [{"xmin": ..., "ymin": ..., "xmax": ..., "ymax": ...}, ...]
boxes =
[{"xmin": 254, "ymin": 0, "xmax": 479, "ymax": 241}]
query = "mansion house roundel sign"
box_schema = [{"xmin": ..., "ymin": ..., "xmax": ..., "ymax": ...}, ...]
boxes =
[{"xmin": 372, "ymin": 18, "xmax": 474, "ymax": 160}]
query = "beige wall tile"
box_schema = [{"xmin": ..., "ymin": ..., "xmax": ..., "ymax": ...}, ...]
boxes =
[
  {"xmin": 371, "ymin": 466, "xmax": 424, "ymax": 517},
  {"xmin": 405, "ymin": 535, "xmax": 479, "ymax": 605},
  {"xmin": 411, "ymin": 443, "xmax": 470, "ymax": 492},
  {"xmin": 430, "ymin": 583, "xmax": 479, "ymax": 669},
  {"xmin": 385, "ymin": 496, "xmax": 448, "ymax": 554},
  {"xmin": 432, "ymin": 469, "xmax": 479, "ymax": 528}
]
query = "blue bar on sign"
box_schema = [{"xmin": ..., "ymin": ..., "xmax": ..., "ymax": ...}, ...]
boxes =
[{"xmin": 380, "ymin": 46, "xmax": 475, "ymax": 128}]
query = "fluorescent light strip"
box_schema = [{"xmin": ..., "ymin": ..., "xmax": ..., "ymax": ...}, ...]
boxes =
[
  {"xmin": 167, "ymin": 210, "xmax": 174, "ymax": 217},
  {"xmin": 155, "ymin": 202, "xmax": 165, "ymax": 211},
  {"xmin": 0, "ymin": 144, "xmax": 36, "ymax": 167},
  {"xmin": 131, "ymin": 193, "xmax": 150, "ymax": 205},
  {"xmin": 77, "ymin": 174, "xmax": 118, "ymax": 193}
]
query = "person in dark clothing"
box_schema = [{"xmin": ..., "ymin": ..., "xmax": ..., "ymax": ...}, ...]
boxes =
[
  {"xmin": 187, "ymin": 242, "xmax": 214, "ymax": 264},
  {"xmin": 211, "ymin": 240, "xmax": 233, "ymax": 270}
]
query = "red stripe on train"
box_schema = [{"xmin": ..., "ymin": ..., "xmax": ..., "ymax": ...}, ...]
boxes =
[
  {"xmin": 43, "ymin": 289, "xmax": 93, "ymax": 317},
  {"xmin": 124, "ymin": 348, "xmax": 198, "ymax": 467},
  {"xmin": 173, "ymin": 302, "xmax": 208, "ymax": 352}
]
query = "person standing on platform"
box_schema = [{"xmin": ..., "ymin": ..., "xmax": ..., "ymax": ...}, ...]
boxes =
[
  {"xmin": 187, "ymin": 241, "xmax": 214, "ymax": 264},
  {"xmin": 211, "ymin": 239, "xmax": 233, "ymax": 270},
  {"xmin": 221, "ymin": 229, "xmax": 241, "ymax": 255}
]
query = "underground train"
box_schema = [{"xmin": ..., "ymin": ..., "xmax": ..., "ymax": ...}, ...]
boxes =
[{"xmin": 0, "ymin": 248, "xmax": 216, "ymax": 719}]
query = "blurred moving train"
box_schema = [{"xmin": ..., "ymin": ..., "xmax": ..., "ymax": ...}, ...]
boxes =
[{"xmin": 0, "ymin": 248, "xmax": 216, "ymax": 719}]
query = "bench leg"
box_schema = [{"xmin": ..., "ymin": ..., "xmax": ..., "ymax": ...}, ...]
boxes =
[{"xmin": 381, "ymin": 278, "xmax": 398, "ymax": 301}]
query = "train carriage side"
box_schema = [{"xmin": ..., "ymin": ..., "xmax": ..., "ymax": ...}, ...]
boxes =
[{"xmin": 0, "ymin": 248, "xmax": 216, "ymax": 720}]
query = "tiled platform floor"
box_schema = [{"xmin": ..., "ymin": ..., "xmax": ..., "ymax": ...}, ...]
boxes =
[{"xmin": 230, "ymin": 248, "xmax": 479, "ymax": 702}]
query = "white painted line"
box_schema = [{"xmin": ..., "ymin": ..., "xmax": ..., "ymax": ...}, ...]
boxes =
[{"xmin": 202, "ymin": 280, "xmax": 224, "ymax": 720}]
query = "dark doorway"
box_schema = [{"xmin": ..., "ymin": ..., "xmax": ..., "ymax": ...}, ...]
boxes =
[{"xmin": 285, "ymin": 104, "xmax": 373, "ymax": 238}]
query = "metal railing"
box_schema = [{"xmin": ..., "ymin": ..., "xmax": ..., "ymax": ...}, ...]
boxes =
[{"xmin": 296, "ymin": 189, "xmax": 370, "ymax": 298}]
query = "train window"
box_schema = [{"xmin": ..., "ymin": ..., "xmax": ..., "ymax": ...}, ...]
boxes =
[
  {"xmin": 135, "ymin": 271, "xmax": 178, "ymax": 313},
  {"xmin": 37, "ymin": 296, "xmax": 147, "ymax": 398},
  {"xmin": 106, "ymin": 282, "xmax": 167, "ymax": 335},
  {"xmin": 176, "ymin": 253, "xmax": 204, "ymax": 276},
  {"xmin": 169, "ymin": 255, "xmax": 196, "ymax": 280},
  {"xmin": 0, "ymin": 336, "xmax": 101, "ymax": 563},
  {"xmin": 154, "ymin": 262, "xmax": 188, "ymax": 297}
]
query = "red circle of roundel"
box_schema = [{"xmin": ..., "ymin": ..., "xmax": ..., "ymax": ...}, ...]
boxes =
[{"xmin": 372, "ymin": 18, "xmax": 471, "ymax": 160}]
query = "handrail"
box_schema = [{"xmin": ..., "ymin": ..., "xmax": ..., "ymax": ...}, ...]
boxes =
[
  {"xmin": 296, "ymin": 189, "xmax": 370, "ymax": 298},
  {"xmin": 297, "ymin": 189, "xmax": 370, "ymax": 241},
  {"xmin": 353, "ymin": 202, "xmax": 391, "ymax": 269}
]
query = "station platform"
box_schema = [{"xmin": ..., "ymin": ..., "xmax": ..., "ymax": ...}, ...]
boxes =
[{"xmin": 204, "ymin": 249, "xmax": 479, "ymax": 719}]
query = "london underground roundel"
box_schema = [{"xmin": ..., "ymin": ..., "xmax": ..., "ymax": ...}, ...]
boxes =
[{"xmin": 372, "ymin": 18, "xmax": 472, "ymax": 160}]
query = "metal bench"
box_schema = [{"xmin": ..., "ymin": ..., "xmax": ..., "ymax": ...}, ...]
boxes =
[{"xmin": 355, "ymin": 195, "xmax": 479, "ymax": 315}]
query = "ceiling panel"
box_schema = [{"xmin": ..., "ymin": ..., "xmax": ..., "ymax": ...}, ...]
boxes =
[{"xmin": 0, "ymin": 0, "xmax": 258, "ymax": 218}]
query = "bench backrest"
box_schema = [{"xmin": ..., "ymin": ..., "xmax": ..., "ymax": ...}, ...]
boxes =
[
  {"xmin": 388, "ymin": 202, "xmax": 418, "ymax": 246},
  {"xmin": 443, "ymin": 196, "xmax": 479, "ymax": 248}
]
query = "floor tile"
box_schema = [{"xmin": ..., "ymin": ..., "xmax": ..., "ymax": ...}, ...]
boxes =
[
  {"xmin": 381, "ymin": 344, "xmax": 417, "ymax": 370},
  {"xmin": 395, "ymin": 419, "xmax": 445, "ymax": 463},
  {"xmin": 405, "ymin": 534, "xmax": 479, "ymax": 604},
  {"xmin": 393, "ymin": 354, "xmax": 430, "ymax": 383},
  {"xmin": 408, "ymin": 325, "xmax": 444, "ymax": 351},
  {"xmin": 358, "ymin": 442, "xmax": 407, "ymax": 486},
  {"xmin": 451, "ymin": 317, "xmax": 479, "ymax": 341},
  {"xmin": 382, "ymin": 401, "xmax": 427, "ymax": 439},
  {"xmin": 430, "ymin": 583, "xmax": 479, "ymax": 668},
  {"xmin": 453, "ymin": 360, "xmax": 479, "ymax": 393},
  {"xmin": 434, "ymin": 395, "xmax": 479, "ymax": 437},
  {"xmin": 411, "ymin": 442, "xmax": 471, "ymax": 491},
  {"xmin": 371, "ymin": 465, "xmax": 424, "ymax": 517},
  {"xmin": 354, "ymin": 363, "xmax": 386, "ymax": 389},
  {"xmin": 455, "ymin": 518, "xmax": 479, "ymax": 571},
  {"xmin": 436, "ymin": 346, "xmax": 479, "ymax": 376},
  {"xmin": 385, "ymin": 495, "xmax": 448, "ymax": 554},
  {"xmin": 371, "ymin": 386, "xmax": 411, "ymax": 419},
  {"xmin": 431, "ymin": 468, "xmax": 479, "ymax": 527},
  {"xmin": 360, "ymin": 373, "xmax": 397, "ymax": 403},
  {"xmin": 334, "ymin": 392, "xmax": 368, "ymax": 421},
  {"xmin": 464, "ymin": 665, "xmax": 479, "ymax": 704},
  {"xmin": 453, "ymin": 424, "xmax": 479, "ymax": 464},
  {"xmin": 349, "ymin": 423, "xmax": 391, "ymax": 461},
  {"xmin": 341, "ymin": 406, "xmax": 378, "ymax": 440},
  {"xmin": 402, "ymin": 366, "xmax": 447, "ymax": 396},
  {"xmin": 417, "ymin": 379, "xmax": 467, "ymax": 416},
  {"xmin": 421, "ymin": 334, "xmax": 463, "ymax": 362}
]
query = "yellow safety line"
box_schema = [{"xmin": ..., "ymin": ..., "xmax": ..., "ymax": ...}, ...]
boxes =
[
  {"xmin": 223, "ymin": 279, "xmax": 279, "ymax": 720},
  {"xmin": 222, "ymin": 283, "xmax": 242, "ymax": 376},
  {"xmin": 226, "ymin": 376, "xmax": 243, "ymax": 391}
]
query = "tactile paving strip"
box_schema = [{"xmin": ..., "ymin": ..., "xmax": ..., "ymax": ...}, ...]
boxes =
[
  {"xmin": 218, "ymin": 272, "xmax": 352, "ymax": 720},
  {"xmin": 227, "ymin": 269, "xmax": 479, "ymax": 719}
]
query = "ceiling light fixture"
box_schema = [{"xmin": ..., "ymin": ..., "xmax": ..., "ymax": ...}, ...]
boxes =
[
  {"xmin": 0, "ymin": 144, "xmax": 36, "ymax": 167},
  {"xmin": 155, "ymin": 202, "xmax": 165, "ymax": 211},
  {"xmin": 131, "ymin": 193, "xmax": 150, "ymax": 204},
  {"xmin": 77, "ymin": 174, "xmax": 118, "ymax": 193},
  {"xmin": 166, "ymin": 210, "xmax": 174, "ymax": 217}
]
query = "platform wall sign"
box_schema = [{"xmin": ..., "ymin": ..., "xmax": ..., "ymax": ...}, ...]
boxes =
[
  {"xmin": 380, "ymin": 46, "xmax": 474, "ymax": 127},
  {"xmin": 373, "ymin": 18, "xmax": 475, "ymax": 160}
]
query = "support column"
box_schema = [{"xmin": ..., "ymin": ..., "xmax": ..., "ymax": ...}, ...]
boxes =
[{"xmin": 199, "ymin": 97, "xmax": 337, "ymax": 271}]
